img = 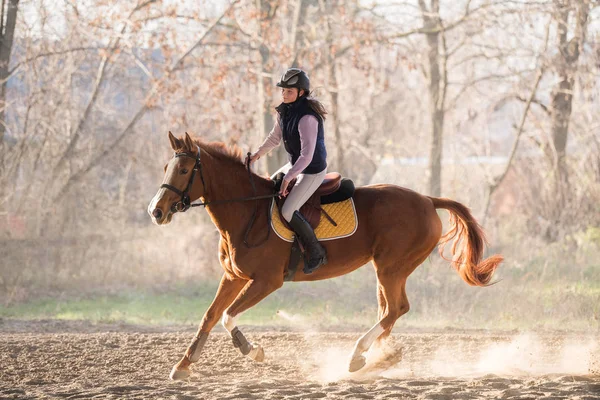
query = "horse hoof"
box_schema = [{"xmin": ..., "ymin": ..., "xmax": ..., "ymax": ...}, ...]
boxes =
[
  {"xmin": 248, "ymin": 344, "xmax": 265, "ymax": 362},
  {"xmin": 170, "ymin": 365, "xmax": 190, "ymax": 380},
  {"xmin": 348, "ymin": 355, "xmax": 366, "ymax": 373}
]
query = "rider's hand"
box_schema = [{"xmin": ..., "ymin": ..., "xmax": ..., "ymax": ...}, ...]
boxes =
[
  {"xmin": 245, "ymin": 153, "xmax": 260, "ymax": 166},
  {"xmin": 279, "ymin": 179, "xmax": 291, "ymax": 197}
]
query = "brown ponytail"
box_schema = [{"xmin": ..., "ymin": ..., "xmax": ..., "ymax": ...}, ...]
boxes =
[{"xmin": 304, "ymin": 92, "xmax": 327, "ymax": 121}]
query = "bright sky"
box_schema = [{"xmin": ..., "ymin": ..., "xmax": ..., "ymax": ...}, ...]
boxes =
[
  {"xmin": 18, "ymin": 0, "xmax": 227, "ymax": 42},
  {"xmin": 17, "ymin": 0, "xmax": 600, "ymax": 50}
]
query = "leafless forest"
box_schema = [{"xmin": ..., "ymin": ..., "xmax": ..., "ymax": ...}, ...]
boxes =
[{"xmin": 0, "ymin": 0, "xmax": 599, "ymax": 329}]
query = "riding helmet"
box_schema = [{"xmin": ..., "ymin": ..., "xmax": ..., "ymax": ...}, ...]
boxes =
[{"xmin": 276, "ymin": 68, "xmax": 310, "ymax": 92}]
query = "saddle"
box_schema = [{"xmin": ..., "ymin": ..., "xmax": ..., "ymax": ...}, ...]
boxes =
[{"xmin": 273, "ymin": 172, "xmax": 355, "ymax": 230}]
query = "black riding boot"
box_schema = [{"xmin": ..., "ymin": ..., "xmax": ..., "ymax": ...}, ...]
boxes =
[{"xmin": 289, "ymin": 211, "xmax": 328, "ymax": 274}]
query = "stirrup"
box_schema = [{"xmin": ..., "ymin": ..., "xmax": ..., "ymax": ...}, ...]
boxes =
[{"xmin": 303, "ymin": 255, "xmax": 327, "ymax": 274}]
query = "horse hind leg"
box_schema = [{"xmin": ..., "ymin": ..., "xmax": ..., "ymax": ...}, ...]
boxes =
[
  {"xmin": 376, "ymin": 283, "xmax": 388, "ymax": 332},
  {"xmin": 374, "ymin": 250, "xmax": 433, "ymax": 345},
  {"xmin": 377, "ymin": 273, "xmax": 410, "ymax": 340},
  {"xmin": 348, "ymin": 269, "xmax": 410, "ymax": 372},
  {"xmin": 367, "ymin": 284, "xmax": 390, "ymax": 352}
]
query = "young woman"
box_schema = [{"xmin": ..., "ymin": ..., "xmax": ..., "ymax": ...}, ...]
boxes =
[{"xmin": 246, "ymin": 68, "xmax": 328, "ymax": 274}]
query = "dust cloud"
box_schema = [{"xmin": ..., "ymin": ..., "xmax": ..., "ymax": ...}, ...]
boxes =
[{"xmin": 277, "ymin": 309, "xmax": 598, "ymax": 383}]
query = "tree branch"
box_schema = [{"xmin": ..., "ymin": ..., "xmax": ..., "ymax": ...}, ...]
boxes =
[
  {"xmin": 8, "ymin": 47, "xmax": 107, "ymax": 76},
  {"xmin": 54, "ymin": 1, "xmax": 240, "ymax": 199},
  {"xmin": 482, "ymin": 16, "xmax": 551, "ymax": 223}
]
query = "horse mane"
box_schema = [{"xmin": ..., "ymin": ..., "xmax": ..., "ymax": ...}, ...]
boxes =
[
  {"xmin": 196, "ymin": 139, "xmax": 244, "ymax": 166},
  {"xmin": 193, "ymin": 138, "xmax": 272, "ymax": 186}
]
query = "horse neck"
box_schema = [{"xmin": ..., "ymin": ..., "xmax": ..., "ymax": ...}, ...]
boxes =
[{"xmin": 201, "ymin": 151, "xmax": 272, "ymax": 236}]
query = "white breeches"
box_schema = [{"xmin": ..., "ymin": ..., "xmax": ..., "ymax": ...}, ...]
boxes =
[{"xmin": 271, "ymin": 163, "xmax": 327, "ymax": 222}]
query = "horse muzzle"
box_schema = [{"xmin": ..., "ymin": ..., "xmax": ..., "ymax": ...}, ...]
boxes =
[
  {"xmin": 149, "ymin": 207, "xmax": 174, "ymax": 225},
  {"xmin": 148, "ymin": 194, "xmax": 172, "ymax": 226},
  {"xmin": 152, "ymin": 208, "xmax": 163, "ymax": 220}
]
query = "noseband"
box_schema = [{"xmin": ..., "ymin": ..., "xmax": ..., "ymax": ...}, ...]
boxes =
[{"xmin": 160, "ymin": 145, "xmax": 206, "ymax": 213}]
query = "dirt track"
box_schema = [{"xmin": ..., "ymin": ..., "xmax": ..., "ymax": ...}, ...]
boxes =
[{"xmin": 1, "ymin": 320, "xmax": 599, "ymax": 399}]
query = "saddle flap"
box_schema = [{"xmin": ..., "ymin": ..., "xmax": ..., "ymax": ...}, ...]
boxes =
[
  {"xmin": 271, "ymin": 197, "xmax": 358, "ymax": 244},
  {"xmin": 276, "ymin": 197, "xmax": 321, "ymax": 230}
]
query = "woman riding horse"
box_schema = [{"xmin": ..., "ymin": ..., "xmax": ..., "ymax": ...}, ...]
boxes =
[
  {"xmin": 246, "ymin": 68, "xmax": 327, "ymax": 275},
  {"xmin": 148, "ymin": 86, "xmax": 503, "ymax": 381}
]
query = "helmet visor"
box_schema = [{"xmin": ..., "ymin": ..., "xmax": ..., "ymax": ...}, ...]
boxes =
[{"xmin": 279, "ymin": 68, "xmax": 302, "ymax": 86}]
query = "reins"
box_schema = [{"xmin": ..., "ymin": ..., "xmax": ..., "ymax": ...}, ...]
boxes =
[{"xmin": 189, "ymin": 194, "xmax": 278, "ymax": 208}]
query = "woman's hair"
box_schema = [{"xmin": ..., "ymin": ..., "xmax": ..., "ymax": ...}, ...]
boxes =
[{"xmin": 304, "ymin": 91, "xmax": 327, "ymax": 121}]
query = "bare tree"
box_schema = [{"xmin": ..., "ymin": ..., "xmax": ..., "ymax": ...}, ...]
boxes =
[
  {"xmin": 3, "ymin": 0, "xmax": 600, "ymax": 297},
  {"xmin": 550, "ymin": 0, "xmax": 591, "ymax": 186},
  {"xmin": 0, "ymin": 0, "xmax": 18, "ymax": 157},
  {"xmin": 418, "ymin": 0, "xmax": 447, "ymax": 197},
  {"xmin": 320, "ymin": 0, "xmax": 345, "ymax": 175},
  {"xmin": 483, "ymin": 44, "xmax": 550, "ymax": 222}
]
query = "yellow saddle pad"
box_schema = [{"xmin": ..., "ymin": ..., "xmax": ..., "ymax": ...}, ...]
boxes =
[{"xmin": 270, "ymin": 198, "xmax": 358, "ymax": 242}]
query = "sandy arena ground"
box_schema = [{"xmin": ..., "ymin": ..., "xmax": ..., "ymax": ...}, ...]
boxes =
[{"xmin": 1, "ymin": 319, "xmax": 599, "ymax": 399}]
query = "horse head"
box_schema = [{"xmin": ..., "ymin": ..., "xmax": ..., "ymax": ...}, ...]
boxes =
[{"xmin": 147, "ymin": 131, "xmax": 206, "ymax": 225}]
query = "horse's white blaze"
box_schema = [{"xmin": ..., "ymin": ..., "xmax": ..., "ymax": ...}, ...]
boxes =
[
  {"xmin": 148, "ymin": 188, "xmax": 167, "ymax": 222},
  {"xmin": 148, "ymin": 157, "xmax": 179, "ymax": 224},
  {"xmin": 352, "ymin": 323, "xmax": 385, "ymax": 357},
  {"xmin": 222, "ymin": 312, "xmax": 238, "ymax": 333}
]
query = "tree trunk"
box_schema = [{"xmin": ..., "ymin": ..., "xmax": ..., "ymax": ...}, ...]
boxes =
[
  {"xmin": 550, "ymin": 1, "xmax": 572, "ymax": 184},
  {"xmin": 324, "ymin": 1, "xmax": 343, "ymax": 175},
  {"xmin": 254, "ymin": 0, "xmax": 286, "ymax": 175},
  {"xmin": 546, "ymin": 0, "xmax": 589, "ymax": 228},
  {"xmin": 550, "ymin": 0, "xmax": 589, "ymax": 184},
  {"xmin": 0, "ymin": 0, "xmax": 19, "ymax": 151},
  {"xmin": 290, "ymin": 0, "xmax": 312, "ymax": 68},
  {"xmin": 329, "ymin": 65, "xmax": 343, "ymax": 175},
  {"xmin": 420, "ymin": 0, "xmax": 444, "ymax": 197},
  {"xmin": 429, "ymin": 106, "xmax": 443, "ymax": 197}
]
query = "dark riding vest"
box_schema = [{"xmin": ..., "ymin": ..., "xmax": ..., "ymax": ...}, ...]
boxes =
[{"xmin": 275, "ymin": 97, "xmax": 327, "ymax": 174}]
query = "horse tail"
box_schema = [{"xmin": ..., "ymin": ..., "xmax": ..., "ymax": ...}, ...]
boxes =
[{"xmin": 429, "ymin": 197, "xmax": 503, "ymax": 287}]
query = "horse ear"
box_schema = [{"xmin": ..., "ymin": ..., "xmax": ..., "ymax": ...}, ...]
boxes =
[
  {"xmin": 184, "ymin": 132, "xmax": 195, "ymax": 152},
  {"xmin": 168, "ymin": 131, "xmax": 181, "ymax": 150}
]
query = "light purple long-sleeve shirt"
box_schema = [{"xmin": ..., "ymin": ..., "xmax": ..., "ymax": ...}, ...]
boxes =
[{"xmin": 255, "ymin": 114, "xmax": 319, "ymax": 181}]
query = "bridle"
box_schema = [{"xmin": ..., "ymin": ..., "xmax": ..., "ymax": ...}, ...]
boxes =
[
  {"xmin": 159, "ymin": 146, "xmax": 278, "ymax": 247},
  {"xmin": 160, "ymin": 145, "xmax": 206, "ymax": 213}
]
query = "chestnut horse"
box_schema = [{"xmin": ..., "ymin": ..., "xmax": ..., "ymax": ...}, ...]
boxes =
[{"xmin": 148, "ymin": 132, "xmax": 503, "ymax": 380}]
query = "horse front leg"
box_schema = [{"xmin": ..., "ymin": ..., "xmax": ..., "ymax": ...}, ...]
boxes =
[
  {"xmin": 170, "ymin": 274, "xmax": 246, "ymax": 380},
  {"xmin": 221, "ymin": 277, "xmax": 283, "ymax": 362}
]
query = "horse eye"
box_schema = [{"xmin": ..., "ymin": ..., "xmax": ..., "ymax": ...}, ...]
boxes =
[{"xmin": 180, "ymin": 169, "xmax": 188, "ymax": 175}]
